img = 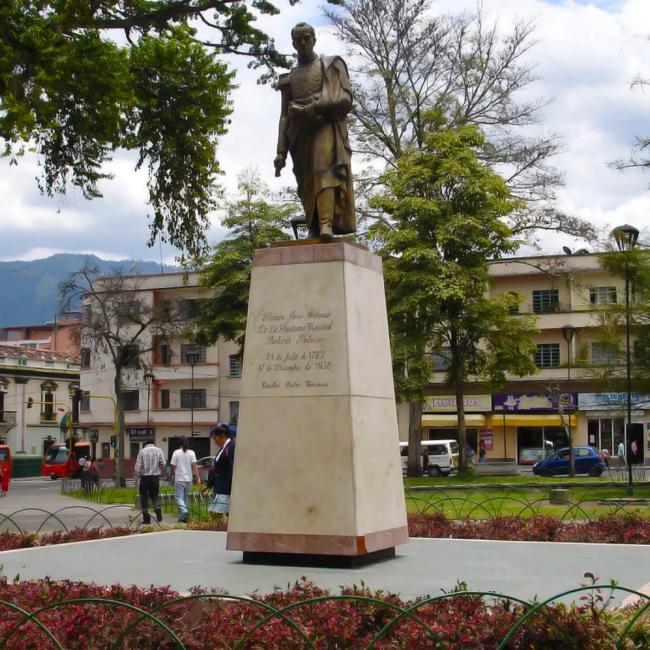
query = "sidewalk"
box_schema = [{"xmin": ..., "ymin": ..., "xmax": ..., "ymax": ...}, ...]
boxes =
[{"xmin": 1, "ymin": 530, "xmax": 648, "ymax": 604}]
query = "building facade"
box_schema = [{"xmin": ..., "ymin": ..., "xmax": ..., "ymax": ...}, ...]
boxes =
[
  {"xmin": 79, "ymin": 272, "xmax": 241, "ymax": 466},
  {"xmin": 0, "ymin": 316, "xmax": 80, "ymax": 355},
  {"xmin": 408, "ymin": 253, "xmax": 648, "ymax": 465},
  {"xmin": 0, "ymin": 345, "xmax": 80, "ymax": 454}
]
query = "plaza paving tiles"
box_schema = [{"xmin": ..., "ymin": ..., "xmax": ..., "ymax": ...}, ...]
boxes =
[{"xmin": 1, "ymin": 531, "xmax": 648, "ymax": 604}]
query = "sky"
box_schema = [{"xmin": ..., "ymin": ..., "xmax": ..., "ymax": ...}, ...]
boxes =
[{"xmin": 1, "ymin": 0, "xmax": 649, "ymax": 263}]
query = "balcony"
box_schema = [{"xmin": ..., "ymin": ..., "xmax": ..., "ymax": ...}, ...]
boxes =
[
  {"xmin": 0, "ymin": 411, "xmax": 16, "ymax": 431},
  {"xmin": 126, "ymin": 408, "xmax": 220, "ymax": 426}
]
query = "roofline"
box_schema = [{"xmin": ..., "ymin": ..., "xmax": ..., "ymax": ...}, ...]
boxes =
[{"xmin": 489, "ymin": 252, "xmax": 600, "ymax": 264}]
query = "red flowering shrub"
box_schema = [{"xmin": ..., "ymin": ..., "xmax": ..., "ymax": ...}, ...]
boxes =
[
  {"xmin": 0, "ymin": 577, "xmax": 629, "ymax": 649},
  {"xmin": 408, "ymin": 512, "xmax": 650, "ymax": 544}
]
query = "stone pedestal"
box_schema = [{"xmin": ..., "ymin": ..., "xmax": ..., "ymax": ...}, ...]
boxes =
[{"xmin": 226, "ymin": 240, "xmax": 408, "ymax": 564}]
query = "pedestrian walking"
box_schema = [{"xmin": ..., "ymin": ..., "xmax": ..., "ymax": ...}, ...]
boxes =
[
  {"xmin": 169, "ymin": 437, "xmax": 200, "ymax": 523},
  {"xmin": 617, "ymin": 440, "xmax": 625, "ymax": 469},
  {"xmin": 134, "ymin": 437, "xmax": 166, "ymax": 524}
]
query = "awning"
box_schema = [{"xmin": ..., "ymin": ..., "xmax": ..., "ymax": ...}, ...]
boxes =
[
  {"xmin": 488, "ymin": 414, "xmax": 577, "ymax": 428},
  {"xmin": 422, "ymin": 414, "xmax": 487, "ymax": 427}
]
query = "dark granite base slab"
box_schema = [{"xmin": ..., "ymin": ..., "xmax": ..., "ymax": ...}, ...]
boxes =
[{"xmin": 242, "ymin": 547, "xmax": 396, "ymax": 568}]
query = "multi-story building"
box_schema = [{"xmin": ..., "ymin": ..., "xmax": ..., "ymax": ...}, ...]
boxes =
[
  {"xmin": 0, "ymin": 315, "xmax": 80, "ymax": 355},
  {"xmin": 414, "ymin": 252, "xmax": 648, "ymax": 465},
  {"xmin": 0, "ymin": 345, "xmax": 80, "ymax": 454},
  {"xmin": 79, "ymin": 272, "xmax": 241, "ymax": 467}
]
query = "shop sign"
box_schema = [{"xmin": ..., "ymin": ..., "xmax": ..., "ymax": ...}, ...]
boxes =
[
  {"xmin": 492, "ymin": 393, "xmax": 577, "ymax": 413},
  {"xmin": 479, "ymin": 429, "xmax": 493, "ymax": 450},
  {"xmin": 578, "ymin": 393, "xmax": 650, "ymax": 411},
  {"xmin": 127, "ymin": 427, "xmax": 155, "ymax": 440},
  {"xmin": 424, "ymin": 395, "xmax": 491, "ymax": 412}
]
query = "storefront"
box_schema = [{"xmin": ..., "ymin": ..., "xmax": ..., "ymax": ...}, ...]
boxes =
[
  {"xmin": 578, "ymin": 393, "xmax": 648, "ymax": 464},
  {"xmin": 421, "ymin": 395, "xmax": 491, "ymax": 452},
  {"xmin": 492, "ymin": 393, "xmax": 578, "ymax": 464}
]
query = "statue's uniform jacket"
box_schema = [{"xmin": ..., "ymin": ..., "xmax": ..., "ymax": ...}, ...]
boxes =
[{"xmin": 277, "ymin": 56, "xmax": 356, "ymax": 235}]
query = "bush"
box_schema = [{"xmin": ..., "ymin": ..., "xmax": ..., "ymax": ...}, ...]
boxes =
[{"xmin": 0, "ymin": 577, "xmax": 640, "ymax": 648}]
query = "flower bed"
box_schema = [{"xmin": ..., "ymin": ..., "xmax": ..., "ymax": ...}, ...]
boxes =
[
  {"xmin": 1, "ymin": 513, "xmax": 649, "ymax": 552},
  {"xmin": 408, "ymin": 513, "xmax": 650, "ymax": 544},
  {"xmin": 0, "ymin": 578, "xmax": 647, "ymax": 648}
]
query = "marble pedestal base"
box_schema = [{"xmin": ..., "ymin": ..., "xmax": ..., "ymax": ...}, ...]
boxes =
[
  {"xmin": 226, "ymin": 240, "xmax": 408, "ymax": 560},
  {"xmin": 243, "ymin": 547, "xmax": 396, "ymax": 568}
]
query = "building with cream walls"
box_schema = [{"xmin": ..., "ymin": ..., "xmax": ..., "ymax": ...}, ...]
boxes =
[
  {"xmin": 0, "ymin": 345, "xmax": 80, "ymax": 454},
  {"xmin": 408, "ymin": 253, "xmax": 648, "ymax": 465},
  {"xmin": 79, "ymin": 272, "xmax": 241, "ymax": 465}
]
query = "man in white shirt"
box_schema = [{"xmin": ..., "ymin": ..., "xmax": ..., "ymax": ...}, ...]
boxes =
[
  {"xmin": 170, "ymin": 436, "xmax": 200, "ymax": 523},
  {"xmin": 134, "ymin": 437, "xmax": 166, "ymax": 524}
]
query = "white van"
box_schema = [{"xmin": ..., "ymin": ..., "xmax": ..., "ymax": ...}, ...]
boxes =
[{"xmin": 400, "ymin": 440, "xmax": 459, "ymax": 477}]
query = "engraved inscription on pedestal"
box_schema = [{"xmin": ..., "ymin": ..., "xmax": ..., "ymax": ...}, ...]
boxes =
[{"xmin": 247, "ymin": 307, "xmax": 343, "ymax": 396}]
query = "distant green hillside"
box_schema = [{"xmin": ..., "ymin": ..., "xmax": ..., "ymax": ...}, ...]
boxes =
[{"xmin": 0, "ymin": 254, "xmax": 179, "ymax": 327}]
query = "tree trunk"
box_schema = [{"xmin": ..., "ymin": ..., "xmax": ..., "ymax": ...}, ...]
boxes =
[
  {"xmin": 113, "ymin": 372, "xmax": 126, "ymax": 487},
  {"xmin": 406, "ymin": 400, "xmax": 423, "ymax": 477},
  {"xmin": 454, "ymin": 377, "xmax": 468, "ymax": 472}
]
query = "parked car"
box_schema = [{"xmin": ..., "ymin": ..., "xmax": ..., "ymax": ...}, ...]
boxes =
[
  {"xmin": 532, "ymin": 446, "xmax": 605, "ymax": 477},
  {"xmin": 196, "ymin": 456, "xmax": 214, "ymax": 484},
  {"xmin": 400, "ymin": 440, "xmax": 459, "ymax": 477}
]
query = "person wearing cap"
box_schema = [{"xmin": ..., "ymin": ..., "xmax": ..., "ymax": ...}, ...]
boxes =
[{"xmin": 204, "ymin": 424, "xmax": 235, "ymax": 517}]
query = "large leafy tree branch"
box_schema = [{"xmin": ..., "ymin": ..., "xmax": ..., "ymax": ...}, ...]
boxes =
[
  {"xmin": 372, "ymin": 120, "xmax": 537, "ymax": 474},
  {"xmin": 326, "ymin": 0, "xmax": 596, "ymax": 242},
  {"xmin": 1, "ymin": 1, "xmax": 339, "ymax": 258}
]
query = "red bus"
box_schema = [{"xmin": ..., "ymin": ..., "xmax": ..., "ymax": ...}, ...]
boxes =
[{"xmin": 41, "ymin": 441, "xmax": 92, "ymax": 480}]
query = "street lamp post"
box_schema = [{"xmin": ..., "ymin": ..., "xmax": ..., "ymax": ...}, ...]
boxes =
[
  {"xmin": 612, "ymin": 224, "xmax": 640, "ymax": 495},
  {"xmin": 144, "ymin": 371, "xmax": 155, "ymax": 432},
  {"xmin": 562, "ymin": 324, "xmax": 576, "ymax": 477},
  {"xmin": 186, "ymin": 349, "xmax": 200, "ymax": 438}
]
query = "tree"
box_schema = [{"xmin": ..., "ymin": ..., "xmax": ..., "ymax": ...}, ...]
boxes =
[
  {"xmin": 1, "ymin": 1, "xmax": 338, "ymax": 258},
  {"xmin": 326, "ymin": 0, "xmax": 595, "ymax": 241},
  {"xmin": 595, "ymin": 244, "xmax": 650, "ymax": 395},
  {"xmin": 192, "ymin": 169, "xmax": 297, "ymax": 348},
  {"xmin": 60, "ymin": 262, "xmax": 185, "ymax": 486},
  {"xmin": 371, "ymin": 119, "xmax": 538, "ymax": 474}
]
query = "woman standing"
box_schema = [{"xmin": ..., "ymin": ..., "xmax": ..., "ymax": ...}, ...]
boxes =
[{"xmin": 0, "ymin": 465, "xmax": 9, "ymax": 497}]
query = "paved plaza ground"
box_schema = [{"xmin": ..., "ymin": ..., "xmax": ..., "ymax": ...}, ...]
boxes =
[{"xmin": 0, "ymin": 478, "xmax": 649, "ymax": 604}]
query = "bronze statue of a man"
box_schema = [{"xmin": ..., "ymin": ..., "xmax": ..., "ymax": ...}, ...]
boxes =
[{"xmin": 274, "ymin": 22, "xmax": 356, "ymax": 239}]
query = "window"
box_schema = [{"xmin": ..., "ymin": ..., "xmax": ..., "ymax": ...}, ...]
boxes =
[
  {"xmin": 40, "ymin": 382, "xmax": 58, "ymax": 422},
  {"xmin": 534, "ymin": 343, "xmax": 560, "ymax": 368},
  {"xmin": 229, "ymin": 401, "xmax": 239, "ymax": 424},
  {"xmin": 532, "ymin": 289, "xmax": 559, "ymax": 313},
  {"xmin": 119, "ymin": 344, "xmax": 140, "ymax": 368},
  {"xmin": 114, "ymin": 299, "xmax": 141, "ymax": 325},
  {"xmin": 123, "ymin": 390, "xmax": 140, "ymax": 411},
  {"xmin": 179, "ymin": 299, "xmax": 199, "ymax": 319},
  {"xmin": 80, "ymin": 391, "xmax": 90, "ymax": 412},
  {"xmin": 80, "ymin": 348, "xmax": 91, "ymax": 369},
  {"xmin": 180, "ymin": 389, "xmax": 206, "ymax": 409},
  {"xmin": 504, "ymin": 292, "xmax": 522, "ymax": 314},
  {"xmin": 160, "ymin": 389, "xmax": 170, "ymax": 409},
  {"xmin": 228, "ymin": 354, "xmax": 242, "ymax": 377},
  {"xmin": 180, "ymin": 344, "xmax": 206, "ymax": 364},
  {"xmin": 634, "ymin": 339, "xmax": 650, "ymax": 364},
  {"xmin": 158, "ymin": 343, "xmax": 172, "ymax": 365},
  {"xmin": 591, "ymin": 342, "xmax": 619, "ymax": 365},
  {"xmin": 431, "ymin": 348, "xmax": 452, "ymax": 371},
  {"xmin": 590, "ymin": 286, "xmax": 617, "ymax": 305}
]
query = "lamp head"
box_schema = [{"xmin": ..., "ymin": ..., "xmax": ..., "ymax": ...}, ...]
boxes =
[
  {"xmin": 144, "ymin": 371, "xmax": 155, "ymax": 386},
  {"xmin": 561, "ymin": 324, "xmax": 575, "ymax": 343},
  {"xmin": 611, "ymin": 224, "xmax": 640, "ymax": 252}
]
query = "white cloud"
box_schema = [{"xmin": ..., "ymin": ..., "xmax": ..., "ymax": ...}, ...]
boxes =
[{"xmin": 2, "ymin": 0, "xmax": 650, "ymax": 261}]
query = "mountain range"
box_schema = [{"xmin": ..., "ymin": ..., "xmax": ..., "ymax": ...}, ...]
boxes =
[{"xmin": 0, "ymin": 254, "xmax": 179, "ymax": 327}]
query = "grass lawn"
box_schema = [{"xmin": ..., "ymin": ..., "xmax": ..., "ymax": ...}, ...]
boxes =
[
  {"xmin": 66, "ymin": 477, "xmax": 650, "ymax": 521},
  {"xmin": 406, "ymin": 483, "xmax": 650, "ymax": 519}
]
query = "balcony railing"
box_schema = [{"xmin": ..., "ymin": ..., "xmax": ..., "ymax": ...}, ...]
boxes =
[{"xmin": 0, "ymin": 411, "xmax": 16, "ymax": 427}]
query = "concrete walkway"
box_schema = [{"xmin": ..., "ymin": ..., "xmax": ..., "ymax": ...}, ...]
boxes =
[{"xmin": 1, "ymin": 530, "xmax": 648, "ymax": 604}]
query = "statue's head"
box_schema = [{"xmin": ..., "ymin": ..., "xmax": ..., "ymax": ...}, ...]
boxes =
[{"xmin": 291, "ymin": 22, "xmax": 316, "ymax": 59}]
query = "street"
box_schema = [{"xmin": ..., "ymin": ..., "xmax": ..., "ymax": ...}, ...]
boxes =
[{"xmin": 0, "ymin": 478, "xmax": 137, "ymax": 533}]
